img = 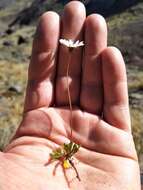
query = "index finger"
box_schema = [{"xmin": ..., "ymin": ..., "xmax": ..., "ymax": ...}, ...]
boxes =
[{"xmin": 24, "ymin": 12, "xmax": 60, "ymax": 112}]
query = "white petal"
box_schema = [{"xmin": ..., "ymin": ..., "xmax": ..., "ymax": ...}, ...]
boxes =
[
  {"xmin": 78, "ymin": 41, "xmax": 84, "ymax": 46},
  {"xmin": 65, "ymin": 41, "xmax": 70, "ymax": 47},
  {"xmin": 59, "ymin": 39, "xmax": 69, "ymax": 47},
  {"xmin": 69, "ymin": 40, "xmax": 74, "ymax": 46},
  {"xmin": 59, "ymin": 39, "xmax": 64, "ymax": 43},
  {"xmin": 59, "ymin": 39, "xmax": 66, "ymax": 45},
  {"xmin": 75, "ymin": 40, "xmax": 79, "ymax": 46}
]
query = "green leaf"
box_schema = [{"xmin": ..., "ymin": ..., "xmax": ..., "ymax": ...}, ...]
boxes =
[
  {"xmin": 50, "ymin": 147, "xmax": 65, "ymax": 160},
  {"xmin": 63, "ymin": 142, "xmax": 80, "ymax": 158}
]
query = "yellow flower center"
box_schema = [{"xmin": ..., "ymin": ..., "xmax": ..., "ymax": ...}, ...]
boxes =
[{"xmin": 63, "ymin": 160, "xmax": 71, "ymax": 169}]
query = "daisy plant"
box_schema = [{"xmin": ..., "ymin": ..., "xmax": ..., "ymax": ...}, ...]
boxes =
[{"xmin": 47, "ymin": 39, "xmax": 84, "ymax": 181}]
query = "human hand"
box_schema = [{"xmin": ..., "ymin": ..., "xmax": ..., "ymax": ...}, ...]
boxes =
[{"xmin": 0, "ymin": 1, "xmax": 141, "ymax": 189}]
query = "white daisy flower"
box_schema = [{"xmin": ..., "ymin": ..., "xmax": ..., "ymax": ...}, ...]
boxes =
[{"xmin": 59, "ymin": 39, "xmax": 84, "ymax": 49}]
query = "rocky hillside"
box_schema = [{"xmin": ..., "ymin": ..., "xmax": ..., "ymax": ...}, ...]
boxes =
[
  {"xmin": 67, "ymin": 0, "xmax": 139, "ymax": 16},
  {"xmin": 0, "ymin": 0, "xmax": 140, "ymax": 27}
]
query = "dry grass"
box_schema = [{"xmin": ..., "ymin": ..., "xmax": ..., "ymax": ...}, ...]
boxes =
[
  {"xmin": 0, "ymin": 61, "xmax": 27, "ymax": 149},
  {"xmin": 131, "ymin": 108, "xmax": 143, "ymax": 157}
]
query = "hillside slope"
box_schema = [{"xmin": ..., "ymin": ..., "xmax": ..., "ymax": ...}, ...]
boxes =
[{"xmin": 0, "ymin": 0, "xmax": 140, "ymax": 28}]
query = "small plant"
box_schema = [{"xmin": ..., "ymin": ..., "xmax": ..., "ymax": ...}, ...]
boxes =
[
  {"xmin": 48, "ymin": 141, "xmax": 81, "ymax": 180},
  {"xmin": 47, "ymin": 39, "xmax": 84, "ymax": 181}
]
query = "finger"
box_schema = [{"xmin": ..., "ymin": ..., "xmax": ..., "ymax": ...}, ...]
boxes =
[
  {"xmin": 24, "ymin": 12, "xmax": 60, "ymax": 112},
  {"xmin": 80, "ymin": 14, "xmax": 107, "ymax": 115},
  {"xmin": 56, "ymin": 1, "xmax": 86, "ymax": 106},
  {"xmin": 102, "ymin": 47, "xmax": 131, "ymax": 131}
]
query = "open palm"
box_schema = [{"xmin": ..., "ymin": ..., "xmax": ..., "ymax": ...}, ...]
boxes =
[{"xmin": 1, "ymin": 1, "xmax": 140, "ymax": 190}]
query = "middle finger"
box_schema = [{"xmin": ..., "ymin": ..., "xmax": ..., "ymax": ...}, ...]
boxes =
[{"xmin": 56, "ymin": 1, "xmax": 86, "ymax": 106}]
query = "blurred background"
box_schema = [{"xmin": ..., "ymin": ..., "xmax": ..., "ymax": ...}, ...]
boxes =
[{"xmin": 0, "ymin": 0, "xmax": 143, "ymax": 177}]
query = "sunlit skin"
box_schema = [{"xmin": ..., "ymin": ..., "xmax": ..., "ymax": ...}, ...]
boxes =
[{"xmin": 0, "ymin": 1, "xmax": 141, "ymax": 190}]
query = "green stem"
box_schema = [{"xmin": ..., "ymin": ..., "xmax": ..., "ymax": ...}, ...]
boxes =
[
  {"xmin": 69, "ymin": 159, "xmax": 81, "ymax": 181},
  {"xmin": 66, "ymin": 51, "xmax": 73, "ymax": 140}
]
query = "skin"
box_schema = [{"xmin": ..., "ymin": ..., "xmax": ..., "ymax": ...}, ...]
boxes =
[{"xmin": 0, "ymin": 1, "xmax": 141, "ymax": 190}]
